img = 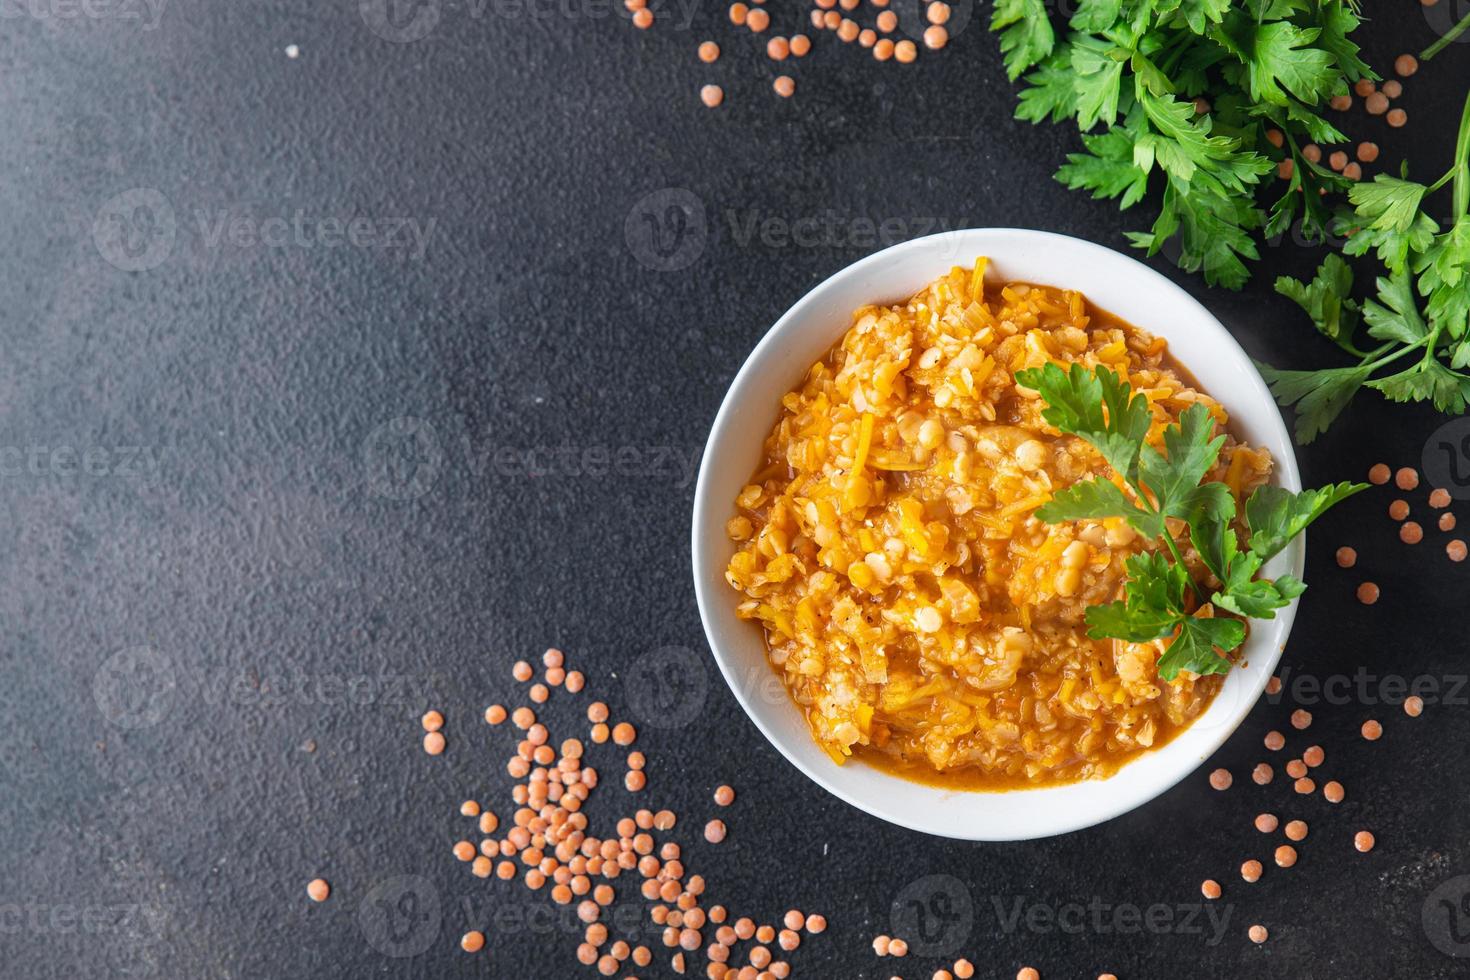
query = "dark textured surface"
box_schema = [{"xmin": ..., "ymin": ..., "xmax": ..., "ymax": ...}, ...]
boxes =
[{"xmin": 4, "ymin": 3, "xmax": 1470, "ymax": 978}]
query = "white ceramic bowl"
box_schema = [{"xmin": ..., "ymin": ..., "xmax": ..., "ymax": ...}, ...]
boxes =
[{"xmin": 691, "ymin": 228, "xmax": 1303, "ymax": 840}]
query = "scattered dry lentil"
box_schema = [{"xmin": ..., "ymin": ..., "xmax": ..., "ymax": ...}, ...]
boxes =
[
  {"xmin": 1357, "ymin": 582, "xmax": 1380, "ymax": 605},
  {"xmin": 1255, "ymin": 813, "xmax": 1279, "ymax": 833},
  {"xmin": 1355, "ymin": 831, "xmax": 1376, "ymax": 852},
  {"xmin": 1449, "ymin": 539, "xmax": 1467, "ymax": 562},
  {"xmin": 1241, "ymin": 860, "xmax": 1263, "ymax": 883},
  {"xmin": 1294, "ymin": 777, "xmax": 1316, "ymax": 795},
  {"xmin": 1252, "ymin": 763, "xmax": 1273, "ymax": 785},
  {"xmin": 1201, "ymin": 879, "xmax": 1222, "ymax": 899},
  {"xmin": 1285, "ymin": 820, "xmax": 1308, "ymax": 842},
  {"xmin": 1405, "ymin": 696, "xmax": 1424, "ymax": 717},
  {"xmin": 1361, "ymin": 719, "xmax": 1382, "ymax": 741},
  {"xmin": 1291, "ymin": 709, "xmax": 1312, "ymax": 731},
  {"xmin": 307, "ymin": 878, "xmax": 330, "ymax": 902},
  {"xmin": 461, "ymin": 931, "xmax": 485, "ymax": 953},
  {"xmin": 1390, "ymin": 499, "xmax": 1410, "ymax": 520},
  {"xmin": 1209, "ymin": 768, "xmax": 1232, "ymax": 791},
  {"xmin": 1264, "ymin": 730, "xmax": 1285, "ymax": 751},
  {"xmin": 1249, "ymin": 924, "xmax": 1269, "ymax": 944},
  {"xmin": 1275, "ymin": 845, "xmax": 1298, "ymax": 868},
  {"xmin": 424, "ymin": 731, "xmax": 446, "ymax": 755},
  {"xmin": 1401, "ymin": 521, "xmax": 1424, "ymax": 545},
  {"xmin": 1444, "ymin": 512, "xmax": 1459, "ymax": 531},
  {"xmin": 1368, "ymin": 463, "xmax": 1391, "ymax": 485},
  {"xmin": 1336, "ymin": 546, "xmax": 1357, "ymax": 568},
  {"xmin": 1397, "ymin": 467, "xmax": 1420, "ymax": 491},
  {"xmin": 1303, "ymin": 746, "xmax": 1324, "ymax": 768}
]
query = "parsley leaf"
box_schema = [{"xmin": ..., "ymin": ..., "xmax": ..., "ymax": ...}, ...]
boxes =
[
  {"xmin": 1245, "ymin": 482, "xmax": 1368, "ymax": 561},
  {"xmin": 1274, "ymin": 254, "xmax": 1360, "ymax": 352},
  {"xmin": 1015, "ymin": 363, "xmax": 1151, "ymax": 483},
  {"xmin": 1027, "ymin": 364, "xmax": 1361, "ymax": 682},
  {"xmin": 991, "ymin": 0, "xmax": 1055, "ymax": 81}
]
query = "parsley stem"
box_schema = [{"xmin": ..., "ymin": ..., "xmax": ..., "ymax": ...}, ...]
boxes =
[
  {"xmin": 1161, "ymin": 531, "xmax": 1208, "ymax": 606},
  {"xmin": 1452, "ymin": 90, "xmax": 1470, "ymax": 222},
  {"xmin": 1422, "ymin": 12, "xmax": 1470, "ymax": 63}
]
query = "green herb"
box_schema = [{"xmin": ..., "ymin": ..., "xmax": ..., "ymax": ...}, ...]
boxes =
[
  {"xmin": 1263, "ymin": 90, "xmax": 1470, "ymax": 442},
  {"xmin": 991, "ymin": 0, "xmax": 1373, "ymax": 288},
  {"xmin": 1015, "ymin": 362, "xmax": 1364, "ymax": 679}
]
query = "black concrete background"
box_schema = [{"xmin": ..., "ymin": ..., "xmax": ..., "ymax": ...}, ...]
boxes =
[{"xmin": 4, "ymin": 2, "xmax": 1470, "ymax": 978}]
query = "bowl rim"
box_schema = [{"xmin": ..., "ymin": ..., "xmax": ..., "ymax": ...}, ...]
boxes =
[{"xmin": 691, "ymin": 227, "xmax": 1303, "ymax": 840}]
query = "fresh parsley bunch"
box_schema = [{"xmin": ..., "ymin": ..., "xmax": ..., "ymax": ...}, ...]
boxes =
[
  {"xmin": 1263, "ymin": 91, "xmax": 1470, "ymax": 442},
  {"xmin": 991, "ymin": 0, "xmax": 1373, "ymax": 288},
  {"xmin": 1014, "ymin": 362, "xmax": 1364, "ymax": 679}
]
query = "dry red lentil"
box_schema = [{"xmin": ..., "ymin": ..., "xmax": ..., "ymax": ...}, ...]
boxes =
[
  {"xmin": 1285, "ymin": 819, "xmax": 1308, "ymax": 841},
  {"xmin": 1294, "ymin": 777, "xmax": 1316, "ymax": 795},
  {"xmin": 1336, "ymin": 546, "xmax": 1357, "ymax": 568},
  {"xmin": 1241, "ymin": 860, "xmax": 1262, "ymax": 883},
  {"xmin": 1396, "ymin": 467, "xmax": 1420, "ymax": 490},
  {"xmin": 1361, "ymin": 719, "xmax": 1382, "ymax": 741},
  {"xmin": 1255, "ymin": 813, "xmax": 1279, "ymax": 833},
  {"xmin": 1405, "ymin": 696, "xmax": 1424, "ymax": 717},
  {"xmin": 1252, "ymin": 763, "xmax": 1273, "ymax": 785},
  {"xmin": 1390, "ymin": 499, "xmax": 1410, "ymax": 520},
  {"xmin": 1209, "ymin": 768, "xmax": 1232, "ymax": 791},
  {"xmin": 1266, "ymin": 676, "xmax": 1283, "ymax": 695},
  {"xmin": 1286, "ymin": 759, "xmax": 1307, "ymax": 779},
  {"xmin": 1442, "ymin": 512, "xmax": 1458, "ymax": 531},
  {"xmin": 1368, "ymin": 463, "xmax": 1391, "ymax": 484},
  {"xmin": 1449, "ymin": 539, "xmax": 1468, "ymax": 562},
  {"xmin": 1291, "ymin": 709, "xmax": 1312, "ymax": 730},
  {"xmin": 1249, "ymin": 924, "xmax": 1268, "ymax": 944},
  {"xmin": 1355, "ymin": 830, "xmax": 1376, "ymax": 852},
  {"xmin": 1401, "ymin": 521, "xmax": 1424, "ymax": 544},
  {"xmin": 1303, "ymin": 746, "xmax": 1324, "ymax": 768},
  {"xmin": 424, "ymin": 731, "xmax": 446, "ymax": 755},
  {"xmin": 1201, "ymin": 879, "xmax": 1222, "ymax": 899},
  {"xmin": 1430, "ymin": 488, "xmax": 1452, "ymax": 508},
  {"xmin": 1275, "ymin": 845, "xmax": 1298, "ymax": 868},
  {"xmin": 1264, "ymin": 730, "xmax": 1285, "ymax": 751},
  {"xmin": 306, "ymin": 878, "xmax": 330, "ymax": 902},
  {"xmin": 1357, "ymin": 581, "xmax": 1380, "ymax": 604}
]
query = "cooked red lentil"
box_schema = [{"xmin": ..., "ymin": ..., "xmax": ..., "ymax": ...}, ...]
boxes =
[{"xmin": 725, "ymin": 261, "xmax": 1273, "ymax": 788}]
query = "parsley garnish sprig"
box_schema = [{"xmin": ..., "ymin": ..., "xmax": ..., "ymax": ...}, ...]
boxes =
[
  {"xmin": 990, "ymin": 0, "xmax": 1373, "ymax": 288},
  {"xmin": 1016, "ymin": 362, "xmax": 1365, "ymax": 679},
  {"xmin": 1262, "ymin": 90, "xmax": 1470, "ymax": 442}
]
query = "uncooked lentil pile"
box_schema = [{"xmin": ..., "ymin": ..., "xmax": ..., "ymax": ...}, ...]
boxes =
[
  {"xmin": 1198, "ymin": 652, "xmax": 1428, "ymax": 946},
  {"xmin": 430, "ymin": 647, "xmax": 836, "ymax": 977},
  {"xmin": 1270, "ymin": 55, "xmax": 1420, "ymax": 185},
  {"xmin": 1351, "ymin": 462, "xmax": 1466, "ymax": 604},
  {"xmin": 625, "ymin": 0, "xmax": 957, "ymax": 106}
]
